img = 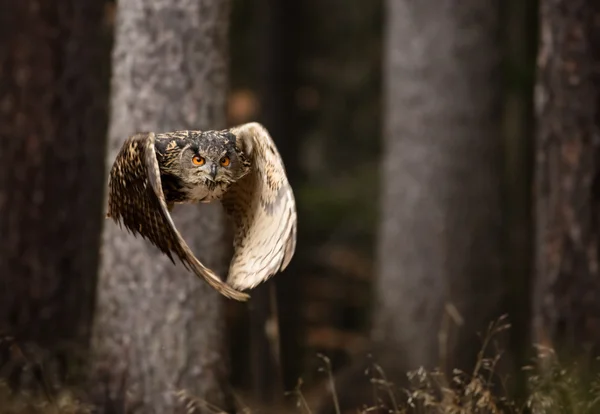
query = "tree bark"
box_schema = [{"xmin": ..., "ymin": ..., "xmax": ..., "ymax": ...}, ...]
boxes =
[
  {"xmin": 0, "ymin": 0, "xmax": 108, "ymax": 370},
  {"xmin": 374, "ymin": 0, "xmax": 504, "ymax": 373},
  {"xmin": 92, "ymin": 1, "xmax": 232, "ymax": 412},
  {"xmin": 533, "ymin": 0, "xmax": 600, "ymax": 365}
]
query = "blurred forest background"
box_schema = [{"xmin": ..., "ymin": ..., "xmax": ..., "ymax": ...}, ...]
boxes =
[{"xmin": 1, "ymin": 0, "xmax": 600, "ymax": 413}]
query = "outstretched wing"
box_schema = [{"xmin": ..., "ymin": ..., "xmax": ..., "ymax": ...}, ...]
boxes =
[
  {"xmin": 221, "ymin": 123, "xmax": 297, "ymax": 290},
  {"xmin": 106, "ymin": 132, "xmax": 249, "ymax": 301}
]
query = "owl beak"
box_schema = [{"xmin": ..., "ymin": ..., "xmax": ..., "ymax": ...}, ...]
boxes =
[{"xmin": 210, "ymin": 163, "xmax": 218, "ymax": 180}]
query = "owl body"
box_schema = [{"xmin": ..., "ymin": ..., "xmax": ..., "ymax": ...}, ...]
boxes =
[{"xmin": 107, "ymin": 122, "xmax": 297, "ymax": 301}]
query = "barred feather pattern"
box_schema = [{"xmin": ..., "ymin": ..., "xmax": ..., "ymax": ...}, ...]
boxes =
[
  {"xmin": 105, "ymin": 123, "xmax": 297, "ymax": 301},
  {"xmin": 106, "ymin": 132, "xmax": 249, "ymax": 301},
  {"xmin": 222, "ymin": 123, "xmax": 297, "ymax": 290}
]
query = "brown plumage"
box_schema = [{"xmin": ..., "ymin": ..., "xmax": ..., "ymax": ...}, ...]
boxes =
[{"xmin": 106, "ymin": 123, "xmax": 297, "ymax": 301}]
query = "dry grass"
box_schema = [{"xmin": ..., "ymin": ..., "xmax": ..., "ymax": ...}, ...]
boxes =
[
  {"xmin": 3, "ymin": 320, "xmax": 600, "ymax": 414},
  {"xmin": 283, "ymin": 317, "xmax": 600, "ymax": 414},
  {"xmin": 0, "ymin": 381, "xmax": 91, "ymax": 414}
]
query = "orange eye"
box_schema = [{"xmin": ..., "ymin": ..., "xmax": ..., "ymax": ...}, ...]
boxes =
[
  {"xmin": 192, "ymin": 155, "xmax": 205, "ymax": 166},
  {"xmin": 220, "ymin": 156, "xmax": 231, "ymax": 167}
]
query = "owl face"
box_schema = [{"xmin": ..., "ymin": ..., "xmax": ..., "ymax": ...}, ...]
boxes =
[
  {"xmin": 155, "ymin": 130, "xmax": 250, "ymax": 202},
  {"xmin": 181, "ymin": 131, "xmax": 248, "ymax": 188}
]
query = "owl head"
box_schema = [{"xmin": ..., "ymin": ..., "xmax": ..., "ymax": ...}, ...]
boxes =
[{"xmin": 156, "ymin": 130, "xmax": 250, "ymax": 190}]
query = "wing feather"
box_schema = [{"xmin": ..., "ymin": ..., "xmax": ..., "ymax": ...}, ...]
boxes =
[
  {"xmin": 106, "ymin": 132, "xmax": 249, "ymax": 301},
  {"xmin": 221, "ymin": 123, "xmax": 298, "ymax": 290}
]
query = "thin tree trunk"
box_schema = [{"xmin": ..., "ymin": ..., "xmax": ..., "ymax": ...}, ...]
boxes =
[
  {"xmin": 248, "ymin": 0, "xmax": 302, "ymax": 402},
  {"xmin": 374, "ymin": 0, "xmax": 504, "ymax": 373},
  {"xmin": 502, "ymin": 0, "xmax": 538, "ymax": 401},
  {"xmin": 92, "ymin": 1, "xmax": 232, "ymax": 412},
  {"xmin": 533, "ymin": 0, "xmax": 600, "ymax": 367},
  {"xmin": 0, "ymin": 0, "xmax": 108, "ymax": 378}
]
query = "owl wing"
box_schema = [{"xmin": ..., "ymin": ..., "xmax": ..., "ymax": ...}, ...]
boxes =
[
  {"xmin": 221, "ymin": 122, "xmax": 297, "ymax": 290},
  {"xmin": 106, "ymin": 132, "xmax": 250, "ymax": 301}
]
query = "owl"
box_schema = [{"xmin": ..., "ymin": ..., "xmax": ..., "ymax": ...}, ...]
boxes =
[{"xmin": 106, "ymin": 122, "xmax": 297, "ymax": 301}]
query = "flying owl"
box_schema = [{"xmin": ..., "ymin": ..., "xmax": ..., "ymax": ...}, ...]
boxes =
[{"xmin": 106, "ymin": 122, "xmax": 297, "ymax": 301}]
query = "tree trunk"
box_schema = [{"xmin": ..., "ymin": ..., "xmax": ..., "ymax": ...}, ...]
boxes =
[
  {"xmin": 502, "ymin": 0, "xmax": 538, "ymax": 401},
  {"xmin": 248, "ymin": 0, "xmax": 302, "ymax": 401},
  {"xmin": 92, "ymin": 1, "xmax": 232, "ymax": 413},
  {"xmin": 374, "ymin": 0, "xmax": 504, "ymax": 373},
  {"xmin": 533, "ymin": 0, "xmax": 600, "ymax": 367},
  {"xmin": 0, "ymin": 0, "xmax": 109, "ymax": 383}
]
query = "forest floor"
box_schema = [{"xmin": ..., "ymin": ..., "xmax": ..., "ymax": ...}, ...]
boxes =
[{"xmin": 1, "ymin": 318, "xmax": 600, "ymax": 414}]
